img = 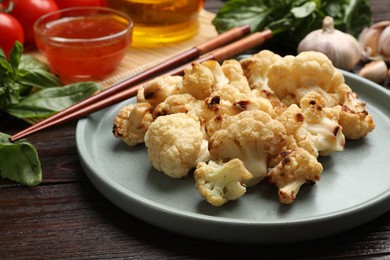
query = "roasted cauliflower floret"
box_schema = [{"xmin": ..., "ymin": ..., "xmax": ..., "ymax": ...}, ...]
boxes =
[
  {"xmin": 240, "ymin": 50, "xmax": 282, "ymax": 90},
  {"xmin": 194, "ymin": 159, "xmax": 253, "ymax": 206},
  {"xmin": 220, "ymin": 59, "xmax": 251, "ymax": 93},
  {"xmin": 144, "ymin": 113, "xmax": 209, "ymax": 179},
  {"xmin": 267, "ymin": 51, "xmax": 342, "ymax": 106},
  {"xmin": 209, "ymin": 110, "xmax": 286, "ymax": 186},
  {"xmin": 300, "ymin": 92, "xmax": 345, "ymax": 156},
  {"xmin": 113, "ymin": 102, "xmax": 154, "ymax": 146},
  {"xmin": 276, "ymin": 104, "xmax": 319, "ymax": 157},
  {"xmin": 152, "ymin": 93, "xmax": 199, "ymax": 118},
  {"xmin": 180, "ymin": 62, "xmax": 215, "ymax": 100},
  {"xmin": 137, "ymin": 75, "xmax": 182, "ymax": 107},
  {"xmin": 267, "ymin": 148, "xmax": 323, "ymax": 204},
  {"xmin": 276, "ymin": 92, "xmax": 345, "ymax": 157},
  {"xmin": 201, "ymin": 60, "xmax": 229, "ymax": 88},
  {"xmin": 337, "ymin": 91, "xmax": 375, "ymax": 140}
]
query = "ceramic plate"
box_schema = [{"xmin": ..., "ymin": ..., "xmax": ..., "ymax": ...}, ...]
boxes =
[{"xmin": 76, "ymin": 70, "xmax": 390, "ymax": 244}]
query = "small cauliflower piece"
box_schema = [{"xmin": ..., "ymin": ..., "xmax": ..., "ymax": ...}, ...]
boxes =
[
  {"xmin": 337, "ymin": 91, "xmax": 375, "ymax": 140},
  {"xmin": 194, "ymin": 159, "xmax": 253, "ymax": 206},
  {"xmin": 276, "ymin": 104, "xmax": 319, "ymax": 158},
  {"xmin": 267, "ymin": 148, "xmax": 323, "ymax": 204},
  {"xmin": 220, "ymin": 59, "xmax": 251, "ymax": 93},
  {"xmin": 201, "ymin": 60, "xmax": 230, "ymax": 88},
  {"xmin": 300, "ymin": 92, "xmax": 345, "ymax": 156},
  {"xmin": 113, "ymin": 102, "xmax": 154, "ymax": 146},
  {"xmin": 152, "ymin": 93, "xmax": 199, "ymax": 118},
  {"xmin": 209, "ymin": 110, "xmax": 286, "ymax": 186},
  {"xmin": 180, "ymin": 62, "xmax": 215, "ymax": 100},
  {"xmin": 137, "ymin": 75, "xmax": 182, "ymax": 107},
  {"xmin": 240, "ymin": 50, "xmax": 283, "ymax": 90},
  {"xmin": 144, "ymin": 113, "xmax": 209, "ymax": 179}
]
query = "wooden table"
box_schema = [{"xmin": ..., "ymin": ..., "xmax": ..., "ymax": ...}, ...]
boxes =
[{"xmin": 1, "ymin": 1, "xmax": 389, "ymax": 258}]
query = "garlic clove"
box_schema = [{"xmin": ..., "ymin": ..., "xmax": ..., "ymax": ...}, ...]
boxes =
[
  {"xmin": 358, "ymin": 20, "xmax": 390, "ymax": 62},
  {"xmin": 378, "ymin": 25, "xmax": 390, "ymax": 57},
  {"xmin": 358, "ymin": 27, "xmax": 381, "ymax": 58},
  {"xmin": 359, "ymin": 60, "xmax": 388, "ymax": 84}
]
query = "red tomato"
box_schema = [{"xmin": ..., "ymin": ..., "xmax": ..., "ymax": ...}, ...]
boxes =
[
  {"xmin": 55, "ymin": 0, "xmax": 100, "ymax": 9},
  {"xmin": 9, "ymin": 0, "xmax": 59, "ymax": 47},
  {"xmin": 0, "ymin": 13, "xmax": 24, "ymax": 58},
  {"xmin": 99, "ymin": 0, "xmax": 107, "ymax": 7}
]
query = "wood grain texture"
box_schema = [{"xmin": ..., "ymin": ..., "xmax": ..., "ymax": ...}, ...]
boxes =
[{"xmin": 1, "ymin": 0, "xmax": 389, "ymax": 259}]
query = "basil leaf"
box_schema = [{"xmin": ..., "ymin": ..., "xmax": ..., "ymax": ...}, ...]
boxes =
[
  {"xmin": 0, "ymin": 80, "xmax": 27, "ymax": 108},
  {"xmin": 0, "ymin": 132, "xmax": 42, "ymax": 186},
  {"xmin": 0, "ymin": 50, "xmax": 13, "ymax": 77},
  {"xmin": 18, "ymin": 68, "xmax": 62, "ymax": 89},
  {"xmin": 8, "ymin": 41, "xmax": 22, "ymax": 72},
  {"xmin": 19, "ymin": 54, "xmax": 50, "ymax": 71},
  {"xmin": 5, "ymin": 81, "xmax": 103, "ymax": 119},
  {"xmin": 18, "ymin": 55, "xmax": 62, "ymax": 89},
  {"xmin": 291, "ymin": 1, "xmax": 317, "ymax": 18}
]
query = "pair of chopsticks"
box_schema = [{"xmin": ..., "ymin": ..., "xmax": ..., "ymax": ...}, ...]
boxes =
[{"xmin": 10, "ymin": 26, "xmax": 272, "ymax": 142}]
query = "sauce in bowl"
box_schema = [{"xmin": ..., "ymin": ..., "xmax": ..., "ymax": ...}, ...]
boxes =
[{"xmin": 34, "ymin": 7, "xmax": 133, "ymax": 78}]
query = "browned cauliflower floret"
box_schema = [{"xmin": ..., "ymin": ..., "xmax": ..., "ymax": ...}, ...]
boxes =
[
  {"xmin": 144, "ymin": 113, "xmax": 209, "ymax": 179},
  {"xmin": 209, "ymin": 110, "xmax": 286, "ymax": 186},
  {"xmin": 276, "ymin": 104, "xmax": 319, "ymax": 157},
  {"xmin": 201, "ymin": 60, "xmax": 229, "ymax": 88},
  {"xmin": 267, "ymin": 148, "xmax": 323, "ymax": 204},
  {"xmin": 240, "ymin": 50, "xmax": 282, "ymax": 90},
  {"xmin": 337, "ymin": 91, "xmax": 376, "ymax": 140},
  {"xmin": 267, "ymin": 51, "xmax": 343, "ymax": 106},
  {"xmin": 152, "ymin": 93, "xmax": 199, "ymax": 118},
  {"xmin": 113, "ymin": 102, "xmax": 153, "ymax": 146},
  {"xmin": 180, "ymin": 62, "xmax": 215, "ymax": 100},
  {"xmin": 300, "ymin": 92, "xmax": 345, "ymax": 156},
  {"xmin": 137, "ymin": 75, "xmax": 182, "ymax": 108},
  {"xmin": 220, "ymin": 59, "xmax": 251, "ymax": 93},
  {"xmin": 276, "ymin": 92, "xmax": 345, "ymax": 158},
  {"xmin": 194, "ymin": 159, "xmax": 253, "ymax": 206}
]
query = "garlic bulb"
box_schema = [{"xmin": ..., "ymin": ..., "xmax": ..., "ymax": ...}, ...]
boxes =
[
  {"xmin": 359, "ymin": 21, "xmax": 390, "ymax": 62},
  {"xmin": 297, "ymin": 16, "xmax": 361, "ymax": 71},
  {"xmin": 359, "ymin": 60, "xmax": 388, "ymax": 83}
]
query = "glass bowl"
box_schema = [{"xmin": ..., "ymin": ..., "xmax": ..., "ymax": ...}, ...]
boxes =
[{"xmin": 34, "ymin": 7, "xmax": 133, "ymax": 78}]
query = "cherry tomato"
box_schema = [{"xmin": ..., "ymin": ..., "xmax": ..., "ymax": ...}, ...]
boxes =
[
  {"xmin": 9, "ymin": 0, "xmax": 59, "ymax": 47},
  {"xmin": 99, "ymin": 0, "xmax": 107, "ymax": 7},
  {"xmin": 0, "ymin": 13, "xmax": 24, "ymax": 58},
  {"xmin": 55, "ymin": 0, "xmax": 100, "ymax": 9}
]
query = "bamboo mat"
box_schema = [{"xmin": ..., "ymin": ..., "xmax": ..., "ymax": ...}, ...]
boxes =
[{"xmin": 29, "ymin": 10, "xmax": 218, "ymax": 88}]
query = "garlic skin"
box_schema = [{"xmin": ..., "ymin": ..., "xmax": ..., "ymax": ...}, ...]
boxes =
[
  {"xmin": 359, "ymin": 60, "xmax": 388, "ymax": 84},
  {"xmin": 359, "ymin": 21, "xmax": 390, "ymax": 62},
  {"xmin": 297, "ymin": 16, "xmax": 361, "ymax": 71}
]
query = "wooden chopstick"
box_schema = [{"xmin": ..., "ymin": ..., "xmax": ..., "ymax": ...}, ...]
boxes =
[{"xmin": 10, "ymin": 29, "xmax": 272, "ymax": 142}]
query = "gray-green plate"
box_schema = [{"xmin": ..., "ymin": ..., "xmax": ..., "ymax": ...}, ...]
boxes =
[{"xmin": 76, "ymin": 70, "xmax": 390, "ymax": 244}]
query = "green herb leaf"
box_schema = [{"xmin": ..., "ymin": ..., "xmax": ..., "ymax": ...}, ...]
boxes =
[
  {"xmin": 0, "ymin": 132, "xmax": 42, "ymax": 186},
  {"xmin": 291, "ymin": 1, "xmax": 317, "ymax": 18},
  {"xmin": 8, "ymin": 41, "xmax": 22, "ymax": 72},
  {"xmin": 18, "ymin": 55, "xmax": 62, "ymax": 89},
  {"xmin": 5, "ymin": 81, "xmax": 103, "ymax": 119},
  {"xmin": 212, "ymin": 0, "xmax": 372, "ymax": 49}
]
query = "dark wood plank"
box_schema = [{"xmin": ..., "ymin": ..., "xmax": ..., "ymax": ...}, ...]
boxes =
[
  {"xmin": 1, "ymin": 182, "xmax": 389, "ymax": 259},
  {"xmin": 0, "ymin": 0, "xmax": 389, "ymax": 259}
]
